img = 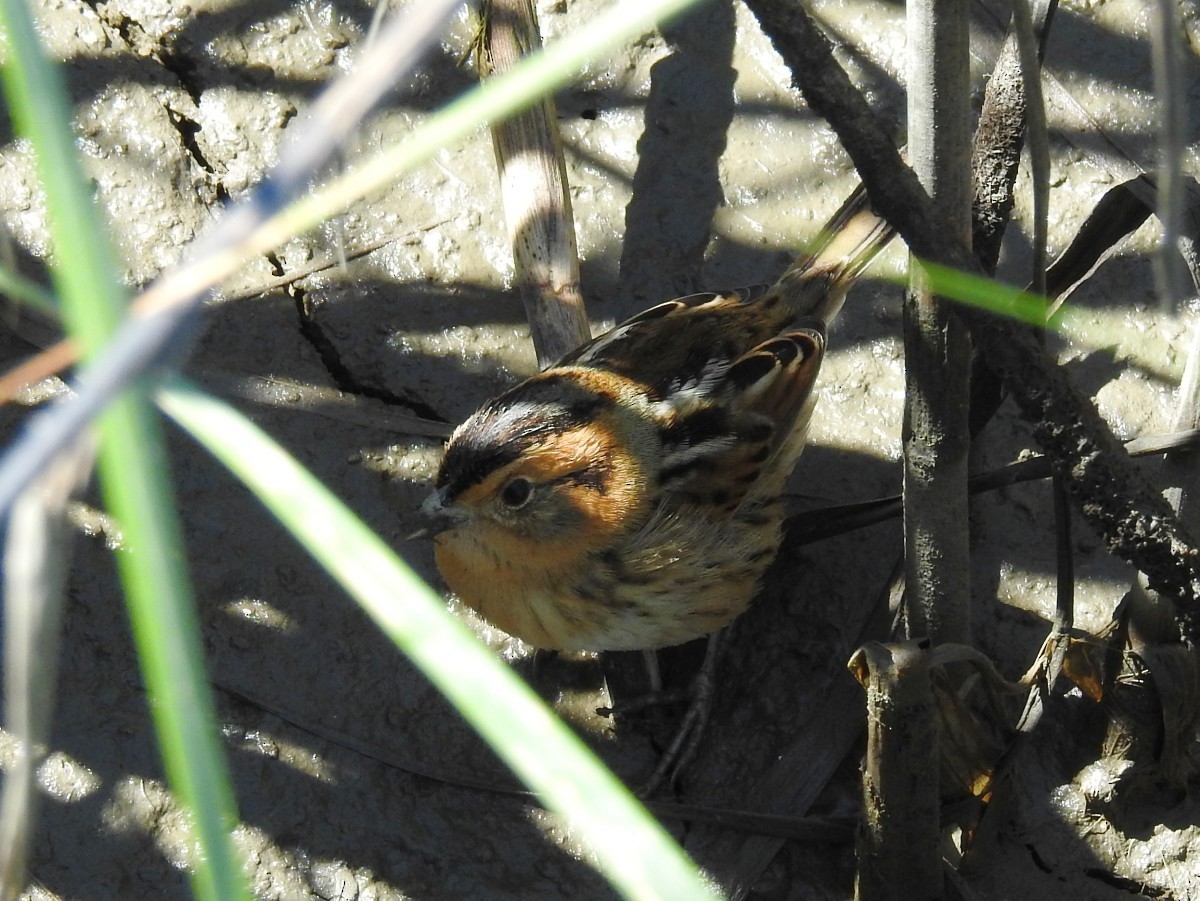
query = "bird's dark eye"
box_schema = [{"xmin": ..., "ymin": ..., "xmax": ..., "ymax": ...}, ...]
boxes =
[{"xmin": 499, "ymin": 476, "xmax": 533, "ymax": 509}]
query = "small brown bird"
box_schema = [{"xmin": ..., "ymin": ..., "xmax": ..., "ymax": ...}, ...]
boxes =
[{"xmin": 421, "ymin": 192, "xmax": 892, "ymax": 651}]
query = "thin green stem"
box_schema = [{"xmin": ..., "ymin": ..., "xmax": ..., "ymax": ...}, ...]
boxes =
[{"xmin": 0, "ymin": 1, "xmax": 247, "ymax": 897}]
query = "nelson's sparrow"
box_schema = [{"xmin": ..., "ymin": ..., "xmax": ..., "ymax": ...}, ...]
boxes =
[{"xmin": 420, "ymin": 191, "xmax": 893, "ymax": 651}]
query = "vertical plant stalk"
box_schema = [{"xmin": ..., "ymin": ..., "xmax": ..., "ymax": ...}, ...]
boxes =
[
  {"xmin": 478, "ymin": 0, "xmax": 592, "ymax": 366},
  {"xmin": 1150, "ymin": 0, "xmax": 1189, "ymax": 311},
  {"xmin": 1010, "ymin": 0, "xmax": 1050, "ymax": 298},
  {"xmin": 0, "ymin": 441, "xmax": 94, "ymax": 901},
  {"xmin": 902, "ymin": 0, "xmax": 973, "ymax": 645},
  {"xmin": 850, "ymin": 641, "xmax": 942, "ymax": 901},
  {"xmin": 1016, "ymin": 486, "xmax": 1074, "ymax": 731}
]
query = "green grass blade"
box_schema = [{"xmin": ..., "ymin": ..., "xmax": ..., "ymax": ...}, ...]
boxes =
[
  {"xmin": 158, "ymin": 377, "xmax": 718, "ymax": 901},
  {"xmin": 95, "ymin": 391, "xmax": 249, "ymax": 900},
  {"xmin": 920, "ymin": 261, "xmax": 1050, "ymax": 325},
  {"xmin": 0, "ymin": 1, "xmax": 248, "ymax": 898},
  {"xmin": 870, "ymin": 257, "xmax": 1182, "ymax": 381}
]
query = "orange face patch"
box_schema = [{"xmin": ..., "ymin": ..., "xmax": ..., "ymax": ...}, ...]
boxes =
[{"xmin": 456, "ymin": 416, "xmax": 648, "ymax": 536}]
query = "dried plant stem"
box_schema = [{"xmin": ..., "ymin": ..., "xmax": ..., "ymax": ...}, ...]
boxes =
[
  {"xmin": 971, "ymin": 0, "xmax": 1056, "ymax": 273},
  {"xmin": 1150, "ymin": 0, "xmax": 1189, "ymax": 311},
  {"xmin": 478, "ymin": 0, "xmax": 591, "ymax": 366},
  {"xmin": 902, "ymin": 0, "xmax": 972, "ymax": 647},
  {"xmin": 1011, "ymin": 0, "xmax": 1051, "ymax": 297},
  {"xmin": 0, "ymin": 440, "xmax": 94, "ymax": 901},
  {"xmin": 850, "ymin": 641, "xmax": 942, "ymax": 901}
]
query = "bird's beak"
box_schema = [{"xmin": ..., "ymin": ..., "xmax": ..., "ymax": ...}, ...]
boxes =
[{"xmin": 408, "ymin": 489, "xmax": 468, "ymax": 540}]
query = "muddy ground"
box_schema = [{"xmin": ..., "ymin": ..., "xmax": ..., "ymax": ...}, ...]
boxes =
[{"xmin": 2, "ymin": 0, "xmax": 1199, "ymax": 897}]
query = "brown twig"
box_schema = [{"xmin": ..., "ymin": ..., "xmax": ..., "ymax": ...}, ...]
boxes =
[
  {"xmin": 849, "ymin": 641, "xmax": 942, "ymax": 901},
  {"xmin": 1149, "ymin": 0, "xmax": 1190, "ymax": 311},
  {"xmin": 971, "ymin": 0, "xmax": 1057, "ymax": 273},
  {"xmin": 1010, "ymin": 0, "xmax": 1052, "ymax": 298},
  {"xmin": 475, "ymin": 0, "xmax": 591, "ymax": 366},
  {"xmin": 966, "ymin": 0, "xmax": 1057, "ymax": 433}
]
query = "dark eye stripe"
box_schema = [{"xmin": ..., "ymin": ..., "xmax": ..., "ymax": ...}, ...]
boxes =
[{"xmin": 436, "ymin": 374, "xmax": 612, "ymax": 501}]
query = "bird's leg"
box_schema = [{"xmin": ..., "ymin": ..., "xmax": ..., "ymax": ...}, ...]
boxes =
[
  {"xmin": 594, "ymin": 633, "xmax": 727, "ymax": 793},
  {"xmin": 641, "ymin": 648, "xmax": 663, "ymax": 692},
  {"xmin": 637, "ymin": 630, "xmax": 724, "ymax": 796}
]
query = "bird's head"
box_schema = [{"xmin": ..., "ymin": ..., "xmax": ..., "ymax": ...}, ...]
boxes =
[{"xmin": 420, "ymin": 370, "xmax": 657, "ymax": 625}]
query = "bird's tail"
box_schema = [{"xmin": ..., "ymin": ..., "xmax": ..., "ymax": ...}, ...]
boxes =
[{"xmin": 774, "ymin": 184, "xmax": 897, "ymax": 325}]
